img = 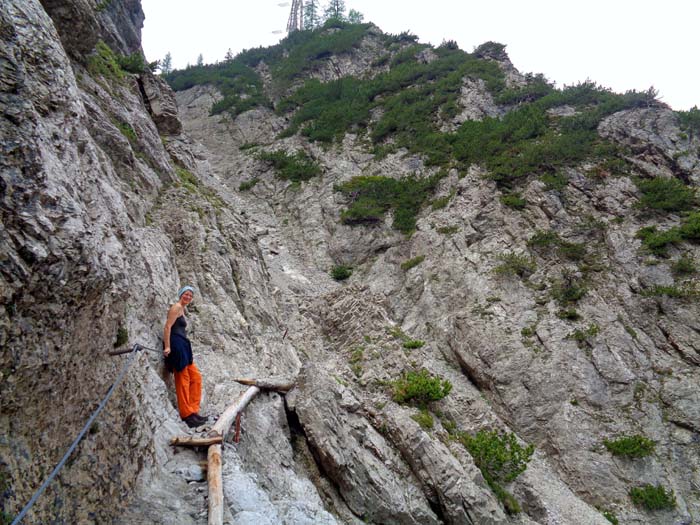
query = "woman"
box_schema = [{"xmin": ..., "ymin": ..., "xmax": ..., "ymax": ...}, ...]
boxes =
[{"xmin": 163, "ymin": 285, "xmax": 206, "ymax": 428}]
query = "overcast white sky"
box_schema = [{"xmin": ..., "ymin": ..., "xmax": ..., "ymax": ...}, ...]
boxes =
[{"xmin": 141, "ymin": 0, "xmax": 699, "ymax": 110}]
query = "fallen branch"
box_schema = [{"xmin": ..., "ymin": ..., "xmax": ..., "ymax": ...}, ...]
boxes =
[
  {"xmin": 232, "ymin": 377, "xmax": 296, "ymax": 392},
  {"xmin": 170, "ymin": 435, "xmax": 223, "ymax": 447}
]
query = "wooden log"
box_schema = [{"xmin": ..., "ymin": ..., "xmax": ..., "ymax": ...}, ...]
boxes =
[
  {"xmin": 232, "ymin": 377, "xmax": 296, "ymax": 392},
  {"xmin": 208, "ymin": 386, "xmax": 260, "ymax": 438},
  {"xmin": 170, "ymin": 435, "xmax": 223, "ymax": 447},
  {"xmin": 207, "ymin": 444, "xmax": 223, "ymax": 525},
  {"xmin": 206, "ymin": 386, "xmax": 261, "ymax": 525}
]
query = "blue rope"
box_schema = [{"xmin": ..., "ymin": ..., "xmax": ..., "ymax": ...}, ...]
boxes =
[{"xmin": 11, "ymin": 344, "xmax": 143, "ymax": 525}]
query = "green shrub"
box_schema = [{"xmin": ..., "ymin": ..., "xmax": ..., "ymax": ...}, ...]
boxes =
[
  {"xmin": 551, "ymin": 272, "xmax": 586, "ymax": 305},
  {"xmin": 677, "ymin": 106, "xmax": 700, "ymax": 140},
  {"xmin": 473, "ymin": 41, "xmax": 507, "ymax": 58},
  {"xmin": 629, "ymin": 484, "xmax": 676, "ymax": 510},
  {"xmin": 331, "ymin": 265, "xmax": 352, "ymax": 281},
  {"xmin": 619, "ymin": 317, "xmax": 638, "ymax": 340},
  {"xmin": 528, "ymin": 230, "xmax": 560, "ymax": 248},
  {"xmin": 392, "ymin": 369, "xmax": 452, "ymax": 406},
  {"xmin": 500, "ymin": 193, "xmax": 527, "ymax": 210},
  {"xmin": 521, "ymin": 326, "xmax": 535, "ymax": 337},
  {"xmin": 540, "ymin": 171, "xmax": 568, "ymax": 191},
  {"xmin": 257, "ymin": 150, "xmax": 321, "ymax": 182},
  {"xmin": 576, "ymin": 215, "xmax": 608, "ymax": 237},
  {"xmin": 387, "ymin": 325, "xmax": 408, "ymax": 341},
  {"xmin": 558, "ymin": 241, "xmax": 586, "ymax": 261},
  {"xmin": 603, "ymin": 435, "xmax": 655, "ymax": 458},
  {"xmin": 401, "ymin": 255, "xmax": 425, "ymax": 271},
  {"xmin": 488, "ymin": 480, "xmax": 522, "ymax": 515},
  {"xmin": 459, "ymin": 430, "xmax": 534, "ymax": 484},
  {"xmin": 390, "ymin": 30, "xmax": 419, "ymax": 43},
  {"xmin": 458, "ymin": 429, "xmax": 534, "ymax": 514},
  {"xmin": 671, "ymin": 255, "xmax": 696, "ymax": 275},
  {"xmin": 679, "ymin": 211, "xmax": 700, "ymax": 240},
  {"xmin": 567, "ymin": 324, "xmax": 600, "ymax": 347},
  {"xmin": 176, "ymin": 167, "xmax": 199, "ymax": 192},
  {"xmin": 411, "ymin": 409, "xmax": 434, "ymax": 430},
  {"xmin": 114, "ymin": 326, "xmax": 128, "ymax": 348},
  {"xmin": 116, "ymin": 52, "xmax": 147, "ymax": 74},
  {"xmin": 636, "ymin": 226, "xmax": 681, "ymax": 256},
  {"xmin": 437, "ymin": 225, "xmax": 460, "ymax": 235},
  {"xmin": 641, "ymin": 285, "xmax": 694, "ymax": 298},
  {"xmin": 494, "ymin": 253, "xmax": 536, "ymax": 278},
  {"xmin": 336, "ymin": 172, "xmax": 446, "ymax": 233},
  {"xmin": 239, "ymin": 178, "xmax": 259, "ymax": 191},
  {"xmin": 527, "ymin": 230, "xmax": 586, "ymax": 261},
  {"xmin": 88, "ymin": 41, "xmax": 149, "ymax": 81},
  {"xmin": 635, "ymin": 177, "xmax": 696, "ymax": 212},
  {"xmin": 402, "ymin": 339, "xmax": 425, "ymax": 349},
  {"xmin": 349, "ymin": 346, "xmax": 363, "ymax": 377},
  {"xmin": 115, "ymin": 121, "xmax": 137, "ymax": 144},
  {"xmin": 601, "ymin": 509, "xmax": 619, "ymax": 524},
  {"xmin": 87, "ymin": 40, "xmax": 125, "ymax": 82},
  {"xmin": 636, "ymin": 213, "xmax": 700, "ymax": 257},
  {"xmin": 495, "ymin": 74, "xmax": 553, "ymax": 105},
  {"xmin": 431, "ymin": 190, "xmax": 455, "ymax": 210},
  {"xmin": 371, "ymin": 54, "xmax": 390, "ymax": 67},
  {"xmin": 557, "ymin": 308, "xmax": 581, "ymax": 321}
]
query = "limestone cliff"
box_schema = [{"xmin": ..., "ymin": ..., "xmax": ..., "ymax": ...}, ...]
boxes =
[{"xmin": 1, "ymin": 2, "xmax": 699, "ymax": 525}]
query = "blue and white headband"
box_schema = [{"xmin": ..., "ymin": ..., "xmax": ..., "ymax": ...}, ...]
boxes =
[{"xmin": 178, "ymin": 285, "xmax": 195, "ymax": 298}]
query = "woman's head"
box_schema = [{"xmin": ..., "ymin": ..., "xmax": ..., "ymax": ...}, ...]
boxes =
[{"xmin": 178, "ymin": 285, "xmax": 195, "ymax": 305}]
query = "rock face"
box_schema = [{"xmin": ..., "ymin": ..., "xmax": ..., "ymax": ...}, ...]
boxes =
[
  {"xmin": 140, "ymin": 72, "xmax": 182, "ymax": 135},
  {"xmin": 2, "ymin": 2, "xmax": 700, "ymax": 525},
  {"xmin": 294, "ymin": 364, "xmax": 440, "ymax": 525},
  {"xmin": 599, "ymin": 107, "xmax": 700, "ymax": 183}
]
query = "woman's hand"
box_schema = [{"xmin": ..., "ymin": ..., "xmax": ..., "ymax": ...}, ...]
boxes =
[{"xmin": 163, "ymin": 347, "xmax": 171, "ymax": 357}]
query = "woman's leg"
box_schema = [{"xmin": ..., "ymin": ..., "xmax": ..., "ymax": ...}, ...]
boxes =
[
  {"xmin": 188, "ymin": 364, "xmax": 202, "ymax": 414},
  {"xmin": 174, "ymin": 366, "xmax": 195, "ymax": 419}
]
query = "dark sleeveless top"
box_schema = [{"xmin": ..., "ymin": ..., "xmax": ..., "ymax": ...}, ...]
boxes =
[
  {"xmin": 172, "ymin": 315, "xmax": 187, "ymax": 337},
  {"xmin": 165, "ymin": 315, "xmax": 193, "ymax": 372}
]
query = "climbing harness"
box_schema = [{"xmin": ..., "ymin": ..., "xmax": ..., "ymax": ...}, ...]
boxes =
[{"xmin": 10, "ymin": 343, "xmax": 148, "ymax": 525}]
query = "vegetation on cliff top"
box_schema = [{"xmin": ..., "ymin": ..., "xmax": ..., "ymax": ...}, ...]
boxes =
[{"xmin": 165, "ymin": 22, "xmax": 694, "ymax": 235}]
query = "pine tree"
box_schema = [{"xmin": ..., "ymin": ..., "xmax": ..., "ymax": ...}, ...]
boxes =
[
  {"xmin": 196, "ymin": 53, "xmax": 204, "ymax": 66},
  {"xmin": 224, "ymin": 48, "xmax": 234, "ymax": 62},
  {"xmin": 303, "ymin": 0, "xmax": 321, "ymax": 29},
  {"xmin": 323, "ymin": 0, "xmax": 346, "ymax": 22},
  {"xmin": 347, "ymin": 8, "xmax": 363, "ymax": 23},
  {"xmin": 161, "ymin": 52, "xmax": 172, "ymax": 75}
]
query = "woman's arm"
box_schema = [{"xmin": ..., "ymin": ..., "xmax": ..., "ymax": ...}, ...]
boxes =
[{"xmin": 163, "ymin": 304, "xmax": 182, "ymax": 357}]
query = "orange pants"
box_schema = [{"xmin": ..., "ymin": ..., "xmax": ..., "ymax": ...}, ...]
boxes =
[{"xmin": 174, "ymin": 363, "xmax": 202, "ymax": 419}]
